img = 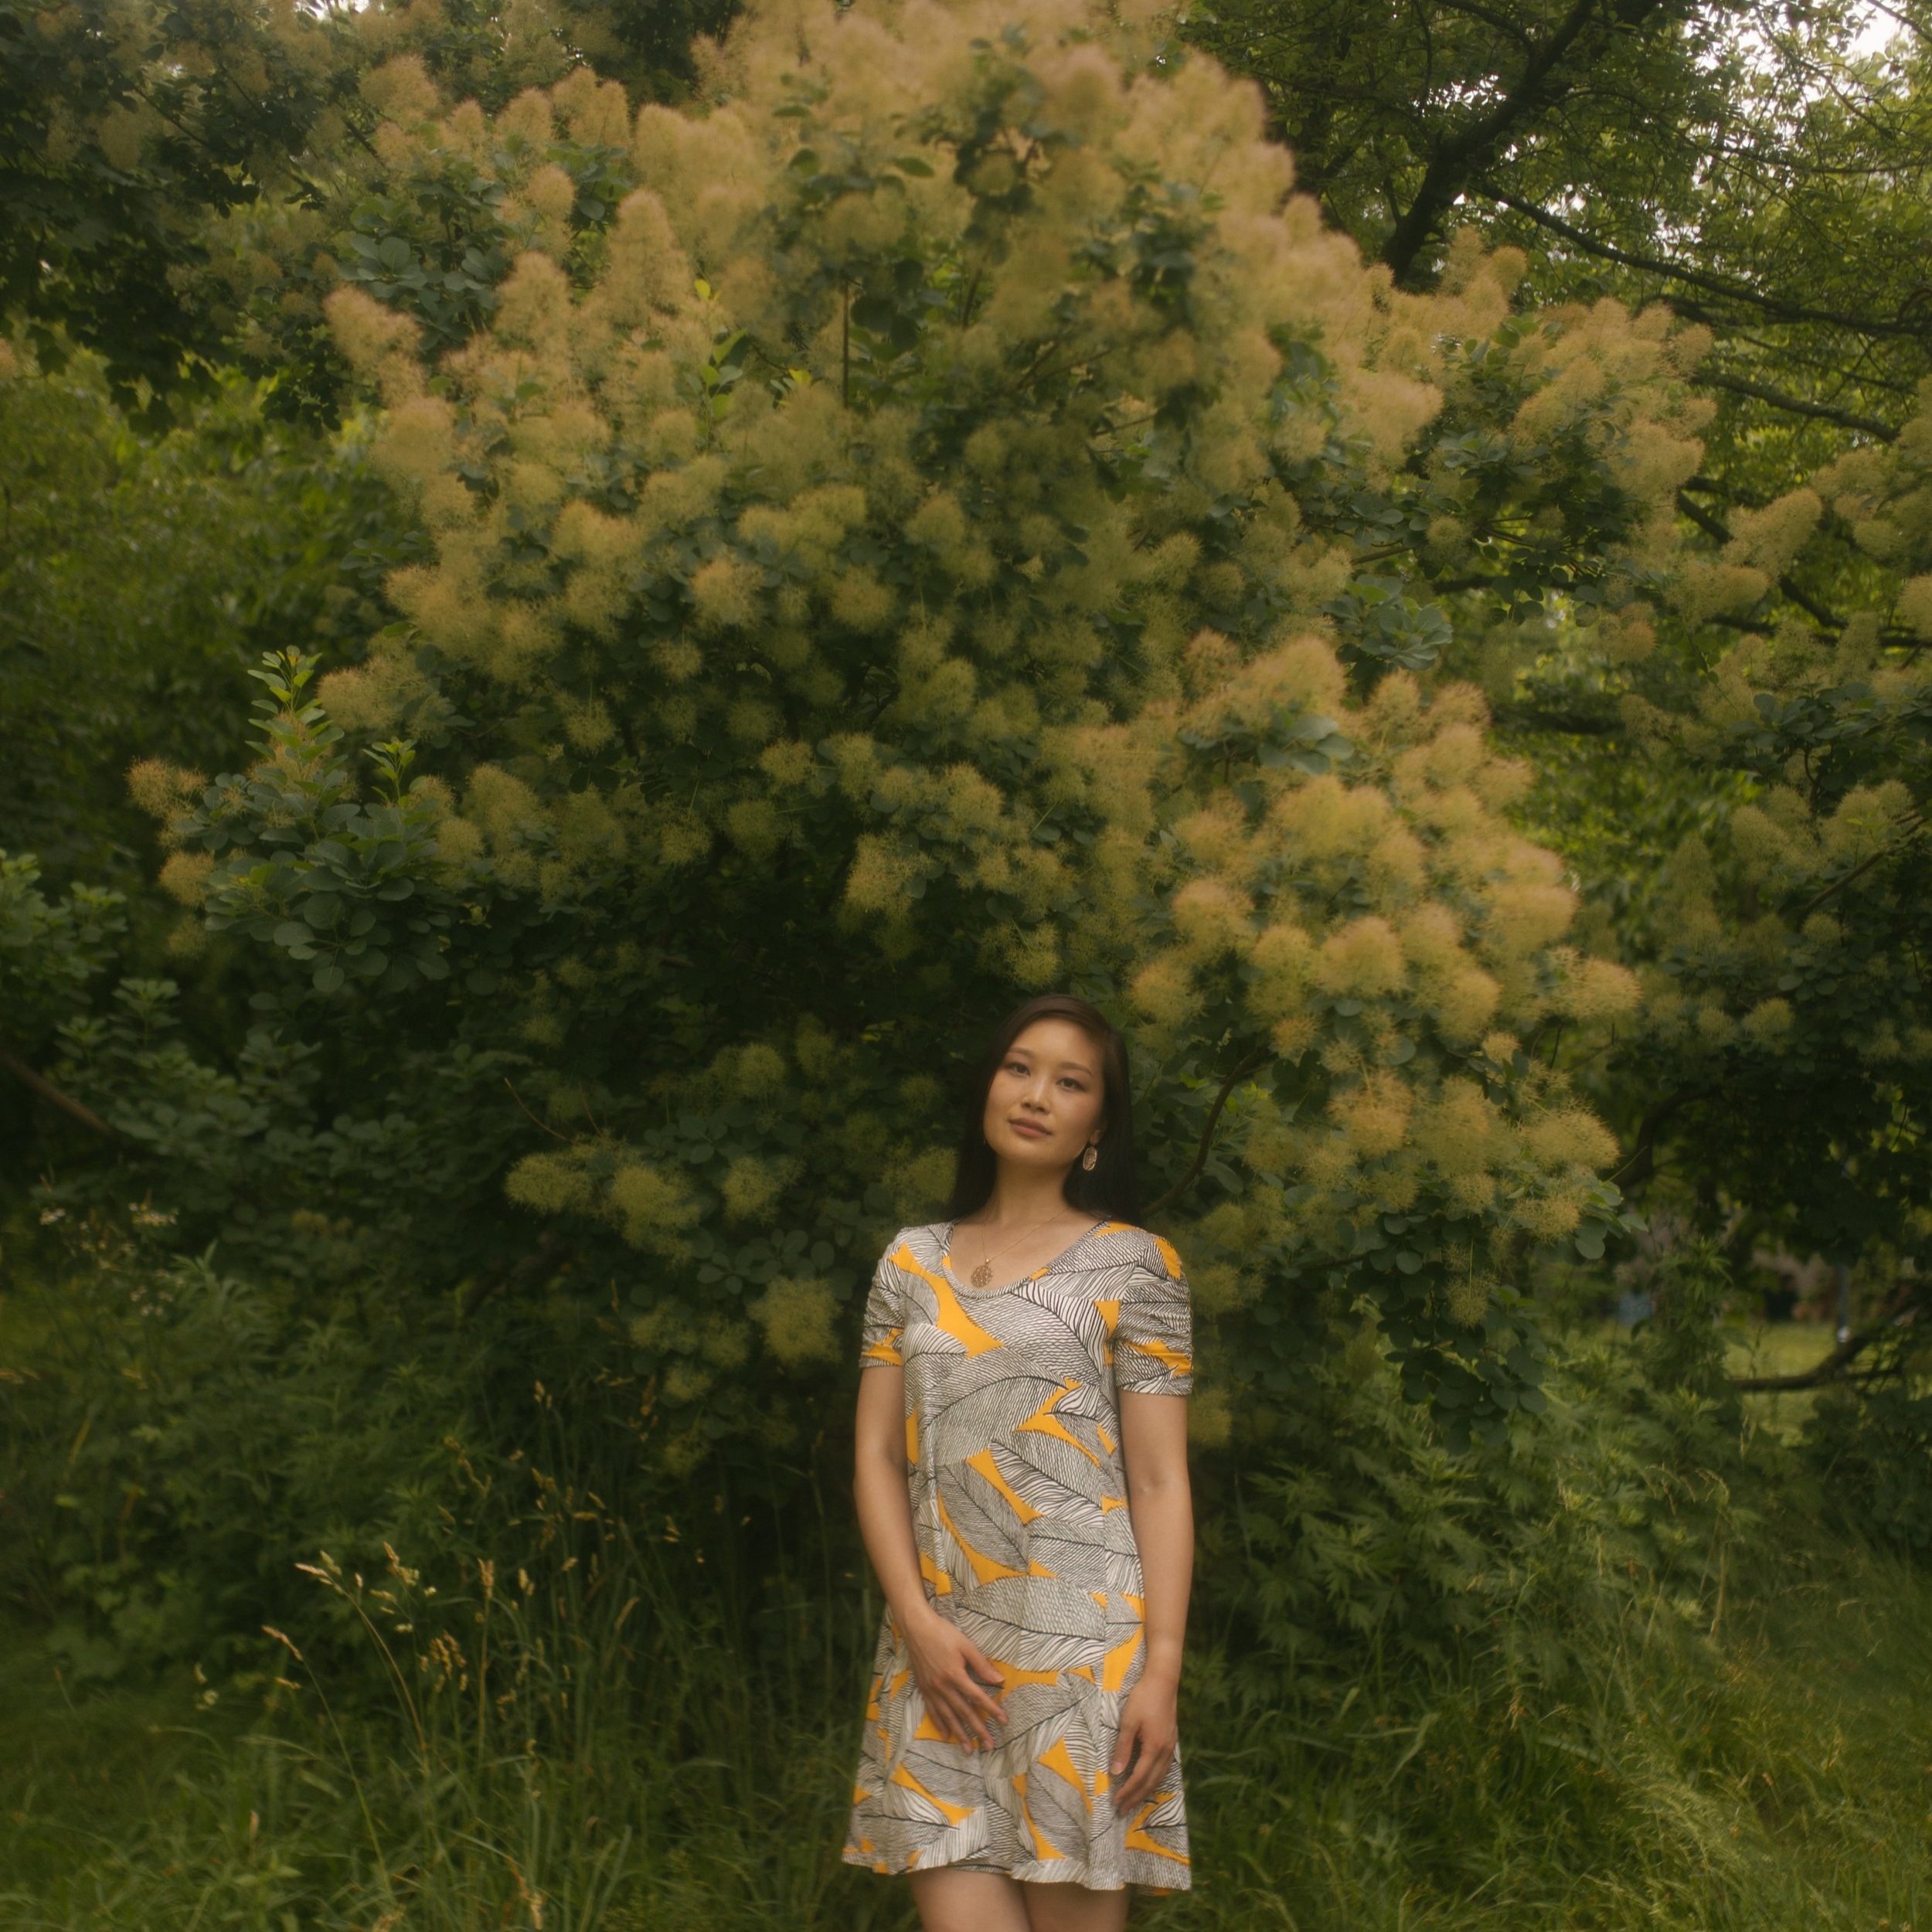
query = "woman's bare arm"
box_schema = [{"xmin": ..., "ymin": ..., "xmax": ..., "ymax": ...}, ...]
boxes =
[
  {"xmin": 853, "ymin": 1366, "xmax": 1009, "ymax": 1750},
  {"xmin": 1110, "ymin": 1389, "xmax": 1193, "ymax": 1811},
  {"xmin": 854, "ymin": 1366, "xmax": 927, "ymax": 1624}
]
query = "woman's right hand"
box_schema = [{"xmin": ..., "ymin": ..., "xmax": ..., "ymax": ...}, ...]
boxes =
[{"xmin": 901, "ymin": 1606, "xmax": 1009, "ymax": 1751}]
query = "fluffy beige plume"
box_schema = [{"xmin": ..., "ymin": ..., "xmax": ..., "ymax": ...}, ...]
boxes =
[{"xmin": 324, "ymin": 287, "xmax": 423, "ymax": 403}]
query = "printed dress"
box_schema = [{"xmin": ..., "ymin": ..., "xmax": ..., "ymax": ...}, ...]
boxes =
[{"xmin": 842, "ymin": 1216, "xmax": 1194, "ymax": 1893}]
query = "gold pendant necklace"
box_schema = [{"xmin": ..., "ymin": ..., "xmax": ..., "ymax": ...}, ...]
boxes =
[{"xmin": 960, "ymin": 1217, "xmax": 1060, "ymax": 1289}]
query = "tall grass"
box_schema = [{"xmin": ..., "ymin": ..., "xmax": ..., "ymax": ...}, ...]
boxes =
[
  {"xmin": 4, "ymin": 1530, "xmax": 1930, "ymax": 1930},
  {"xmin": 4, "ymin": 1323, "xmax": 1930, "ymax": 1930},
  {"xmin": 2, "ymin": 1452, "xmax": 900, "ymax": 1930},
  {"xmin": 5, "ymin": 1233, "xmax": 1928, "ymax": 1928}
]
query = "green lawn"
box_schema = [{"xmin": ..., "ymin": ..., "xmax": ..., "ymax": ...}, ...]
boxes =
[{"xmin": 1586, "ymin": 1318, "xmax": 1848, "ymax": 1436}]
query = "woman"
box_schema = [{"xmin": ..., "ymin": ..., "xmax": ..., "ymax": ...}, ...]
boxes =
[{"xmin": 844, "ymin": 993, "xmax": 1196, "ymax": 1931}]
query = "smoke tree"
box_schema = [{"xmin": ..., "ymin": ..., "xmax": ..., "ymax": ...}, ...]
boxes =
[{"xmin": 57, "ymin": 0, "xmax": 1757, "ymax": 1474}]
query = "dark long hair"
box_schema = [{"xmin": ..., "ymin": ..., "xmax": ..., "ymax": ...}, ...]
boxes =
[{"xmin": 942, "ymin": 994, "xmax": 1141, "ymax": 1225}]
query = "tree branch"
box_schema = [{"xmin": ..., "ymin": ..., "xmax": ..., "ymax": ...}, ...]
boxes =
[
  {"xmin": 1478, "ymin": 187, "xmax": 1932, "ymax": 340},
  {"xmin": 1672, "ymin": 490, "xmax": 1732, "ymax": 546},
  {"xmin": 458, "ymin": 1227, "xmax": 577, "ymax": 1318},
  {"xmin": 0, "ymin": 1049, "xmax": 123, "ymax": 1141},
  {"xmin": 1492, "ymin": 702, "xmax": 1624, "ymax": 737},
  {"xmin": 1383, "ymin": 0, "xmax": 1620, "ymax": 281},
  {"xmin": 1787, "ymin": 817, "xmax": 1923, "ymax": 921},
  {"xmin": 1145, "ymin": 1048, "xmax": 1269, "ymax": 1219},
  {"xmin": 1694, "ymin": 369, "xmax": 1899, "ymax": 440},
  {"xmin": 1732, "ymin": 1304, "xmax": 1920, "ymax": 1393},
  {"xmin": 1607, "ymin": 1087, "xmax": 1707, "ymax": 1191},
  {"xmin": 504, "ymin": 1077, "xmax": 574, "ymax": 1143},
  {"xmin": 1732, "ymin": 1325, "xmax": 1874, "ymax": 1391}
]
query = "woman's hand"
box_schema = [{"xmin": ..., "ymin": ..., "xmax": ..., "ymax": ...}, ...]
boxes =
[
  {"xmin": 902, "ymin": 1606, "xmax": 1009, "ymax": 1752},
  {"xmin": 1109, "ymin": 1672, "xmax": 1178, "ymax": 1812}
]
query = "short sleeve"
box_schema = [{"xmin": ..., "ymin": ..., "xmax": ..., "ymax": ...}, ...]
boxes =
[
  {"xmin": 857, "ymin": 1240, "xmax": 906, "ymax": 1369},
  {"xmin": 1114, "ymin": 1235, "xmax": 1194, "ymax": 1396}
]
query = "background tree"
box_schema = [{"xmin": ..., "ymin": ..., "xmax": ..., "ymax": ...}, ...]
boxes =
[
  {"xmin": 1182, "ymin": 0, "xmax": 1932, "ymax": 1350},
  {"xmin": 1188, "ymin": 0, "xmax": 1745, "ymax": 285}
]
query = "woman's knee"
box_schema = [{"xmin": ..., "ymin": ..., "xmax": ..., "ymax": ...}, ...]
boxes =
[
  {"xmin": 908, "ymin": 1866, "xmax": 1032, "ymax": 1932},
  {"xmin": 1021, "ymin": 1877, "xmax": 1131, "ymax": 1932}
]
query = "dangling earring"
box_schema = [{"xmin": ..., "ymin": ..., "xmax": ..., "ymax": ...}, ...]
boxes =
[{"xmin": 1080, "ymin": 1141, "xmax": 1099, "ymax": 1172}]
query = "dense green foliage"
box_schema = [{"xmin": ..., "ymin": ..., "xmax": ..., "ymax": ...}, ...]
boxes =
[{"xmin": 0, "ymin": 371, "xmax": 410, "ymax": 880}]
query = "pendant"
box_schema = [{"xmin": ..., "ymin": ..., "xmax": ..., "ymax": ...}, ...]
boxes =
[{"xmin": 971, "ymin": 1260, "xmax": 993, "ymax": 1287}]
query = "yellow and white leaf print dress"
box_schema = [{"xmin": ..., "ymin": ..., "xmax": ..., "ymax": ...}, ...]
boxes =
[{"xmin": 843, "ymin": 1216, "xmax": 1194, "ymax": 1893}]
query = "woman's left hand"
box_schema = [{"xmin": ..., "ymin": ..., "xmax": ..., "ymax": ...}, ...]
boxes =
[{"xmin": 1109, "ymin": 1673, "xmax": 1178, "ymax": 1813}]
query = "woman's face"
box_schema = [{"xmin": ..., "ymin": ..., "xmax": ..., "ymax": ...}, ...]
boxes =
[{"xmin": 981, "ymin": 1019, "xmax": 1107, "ymax": 1175}]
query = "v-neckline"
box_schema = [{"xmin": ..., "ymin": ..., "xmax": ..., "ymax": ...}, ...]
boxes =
[{"xmin": 938, "ymin": 1215, "xmax": 1110, "ymax": 1295}]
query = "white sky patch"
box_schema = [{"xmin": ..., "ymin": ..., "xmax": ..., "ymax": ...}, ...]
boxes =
[{"xmin": 1847, "ymin": 3, "xmax": 1904, "ymax": 57}]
